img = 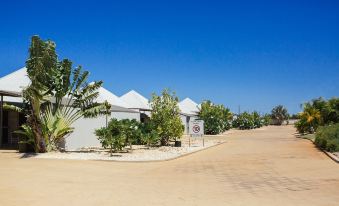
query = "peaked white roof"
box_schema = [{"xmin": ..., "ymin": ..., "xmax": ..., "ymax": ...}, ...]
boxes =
[
  {"xmin": 179, "ymin": 98, "xmax": 199, "ymax": 116},
  {"xmin": 120, "ymin": 90, "xmax": 151, "ymax": 110},
  {"xmin": 0, "ymin": 67, "xmax": 29, "ymax": 102},
  {"xmin": 96, "ymin": 86, "xmax": 130, "ymax": 108},
  {"xmin": 0, "ymin": 68, "xmax": 135, "ymax": 112}
]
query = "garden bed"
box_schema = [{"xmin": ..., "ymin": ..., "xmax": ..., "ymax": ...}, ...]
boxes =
[
  {"xmin": 298, "ymin": 133, "xmax": 339, "ymax": 163},
  {"xmin": 34, "ymin": 138, "xmax": 225, "ymax": 161}
]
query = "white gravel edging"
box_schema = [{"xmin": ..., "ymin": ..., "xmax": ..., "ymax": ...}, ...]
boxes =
[{"xmin": 34, "ymin": 139, "xmax": 225, "ymax": 162}]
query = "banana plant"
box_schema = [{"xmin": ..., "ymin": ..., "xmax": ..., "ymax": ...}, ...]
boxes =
[{"xmin": 24, "ymin": 36, "xmax": 106, "ymax": 152}]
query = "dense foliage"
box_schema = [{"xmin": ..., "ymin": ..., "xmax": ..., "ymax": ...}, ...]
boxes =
[
  {"xmin": 22, "ymin": 36, "xmax": 104, "ymax": 152},
  {"xmin": 314, "ymin": 124, "xmax": 339, "ymax": 152},
  {"xmin": 150, "ymin": 89, "xmax": 184, "ymax": 145},
  {"xmin": 95, "ymin": 119, "xmax": 160, "ymax": 154},
  {"xmin": 95, "ymin": 118, "xmax": 127, "ymax": 155},
  {"xmin": 198, "ymin": 100, "xmax": 232, "ymax": 135},
  {"xmin": 232, "ymin": 111, "xmax": 269, "ymax": 130},
  {"xmin": 271, "ymin": 105, "xmax": 289, "ymax": 125},
  {"xmin": 295, "ymin": 97, "xmax": 339, "ymax": 134}
]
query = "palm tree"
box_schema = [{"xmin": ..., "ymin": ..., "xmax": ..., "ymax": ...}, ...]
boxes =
[
  {"xmin": 299, "ymin": 105, "xmax": 321, "ymax": 133},
  {"xmin": 271, "ymin": 105, "xmax": 289, "ymax": 125}
]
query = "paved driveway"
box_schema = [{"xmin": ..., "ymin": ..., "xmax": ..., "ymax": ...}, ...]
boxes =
[{"xmin": 0, "ymin": 125, "xmax": 338, "ymax": 206}]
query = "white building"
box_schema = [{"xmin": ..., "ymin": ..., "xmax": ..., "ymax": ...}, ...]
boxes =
[
  {"xmin": 178, "ymin": 98, "xmax": 200, "ymax": 134},
  {"xmin": 120, "ymin": 90, "xmax": 152, "ymax": 122},
  {"xmin": 0, "ymin": 67, "xmax": 139, "ymax": 150}
]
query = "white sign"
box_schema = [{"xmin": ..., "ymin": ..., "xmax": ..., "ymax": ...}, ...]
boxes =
[{"xmin": 189, "ymin": 120, "xmax": 204, "ymax": 136}]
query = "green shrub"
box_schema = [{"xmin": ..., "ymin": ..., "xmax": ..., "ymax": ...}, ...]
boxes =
[
  {"xmin": 233, "ymin": 112, "xmax": 269, "ymax": 130},
  {"xmin": 314, "ymin": 123, "xmax": 339, "ymax": 152},
  {"xmin": 140, "ymin": 122, "xmax": 160, "ymax": 147},
  {"xmin": 120, "ymin": 119, "xmax": 142, "ymax": 147},
  {"xmin": 95, "ymin": 118, "xmax": 127, "ymax": 155},
  {"xmin": 262, "ymin": 114, "xmax": 271, "ymax": 126},
  {"xmin": 198, "ymin": 100, "xmax": 232, "ymax": 135},
  {"xmin": 233, "ymin": 112, "xmax": 255, "ymax": 130}
]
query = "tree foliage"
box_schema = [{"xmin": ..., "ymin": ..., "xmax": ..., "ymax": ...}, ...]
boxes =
[
  {"xmin": 150, "ymin": 89, "xmax": 184, "ymax": 145},
  {"xmin": 23, "ymin": 36, "xmax": 104, "ymax": 152},
  {"xmin": 198, "ymin": 100, "xmax": 232, "ymax": 135},
  {"xmin": 95, "ymin": 118, "xmax": 126, "ymax": 155},
  {"xmin": 271, "ymin": 105, "xmax": 289, "ymax": 125},
  {"xmin": 295, "ymin": 97, "xmax": 339, "ymax": 134},
  {"xmin": 233, "ymin": 111, "xmax": 269, "ymax": 130}
]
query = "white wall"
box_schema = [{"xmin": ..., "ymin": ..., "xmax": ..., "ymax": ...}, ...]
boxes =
[
  {"xmin": 65, "ymin": 112, "xmax": 140, "ymax": 151},
  {"xmin": 180, "ymin": 115, "xmax": 198, "ymax": 134}
]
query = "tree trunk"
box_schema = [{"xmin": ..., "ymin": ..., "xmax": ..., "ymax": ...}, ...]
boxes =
[
  {"xmin": 27, "ymin": 114, "xmax": 46, "ymax": 153},
  {"xmin": 160, "ymin": 137, "xmax": 168, "ymax": 146}
]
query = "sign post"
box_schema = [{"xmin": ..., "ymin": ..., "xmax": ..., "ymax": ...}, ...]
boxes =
[{"xmin": 189, "ymin": 120, "xmax": 204, "ymax": 147}]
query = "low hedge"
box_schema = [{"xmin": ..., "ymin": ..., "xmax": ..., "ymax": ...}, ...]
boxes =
[{"xmin": 315, "ymin": 123, "xmax": 339, "ymax": 152}]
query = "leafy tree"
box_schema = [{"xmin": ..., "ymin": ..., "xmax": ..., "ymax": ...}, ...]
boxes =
[
  {"xmin": 198, "ymin": 100, "xmax": 232, "ymax": 134},
  {"xmin": 294, "ymin": 97, "xmax": 339, "ymax": 134},
  {"xmin": 23, "ymin": 36, "xmax": 104, "ymax": 152},
  {"xmin": 305, "ymin": 97, "xmax": 339, "ymax": 125},
  {"xmin": 149, "ymin": 89, "xmax": 184, "ymax": 146},
  {"xmin": 271, "ymin": 105, "xmax": 289, "ymax": 125}
]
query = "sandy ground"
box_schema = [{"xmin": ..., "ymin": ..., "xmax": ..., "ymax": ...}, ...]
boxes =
[{"xmin": 0, "ymin": 125, "xmax": 338, "ymax": 206}]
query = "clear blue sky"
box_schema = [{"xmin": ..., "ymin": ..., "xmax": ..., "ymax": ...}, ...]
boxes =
[{"xmin": 0, "ymin": 0, "xmax": 338, "ymax": 114}]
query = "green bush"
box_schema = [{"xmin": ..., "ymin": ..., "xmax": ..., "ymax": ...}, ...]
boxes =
[
  {"xmin": 232, "ymin": 112, "xmax": 269, "ymax": 130},
  {"xmin": 95, "ymin": 118, "xmax": 127, "ymax": 155},
  {"xmin": 198, "ymin": 100, "xmax": 232, "ymax": 135},
  {"xmin": 314, "ymin": 123, "xmax": 339, "ymax": 152},
  {"xmin": 120, "ymin": 119, "xmax": 142, "ymax": 147},
  {"xmin": 262, "ymin": 114, "xmax": 271, "ymax": 126},
  {"xmin": 140, "ymin": 122, "xmax": 160, "ymax": 147},
  {"xmin": 233, "ymin": 112, "xmax": 255, "ymax": 130}
]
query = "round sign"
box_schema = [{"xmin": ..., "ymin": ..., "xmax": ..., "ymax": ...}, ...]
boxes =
[{"xmin": 192, "ymin": 125, "xmax": 200, "ymax": 133}]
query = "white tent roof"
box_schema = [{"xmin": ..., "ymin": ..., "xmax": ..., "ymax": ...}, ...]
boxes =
[
  {"xmin": 120, "ymin": 90, "xmax": 151, "ymax": 110},
  {"xmin": 96, "ymin": 87, "xmax": 130, "ymax": 109},
  {"xmin": 0, "ymin": 68, "xmax": 136, "ymax": 112},
  {"xmin": 179, "ymin": 98, "xmax": 199, "ymax": 116},
  {"xmin": 0, "ymin": 67, "xmax": 29, "ymax": 102}
]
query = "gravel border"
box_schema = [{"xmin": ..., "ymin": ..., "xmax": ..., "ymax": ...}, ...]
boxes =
[{"xmin": 33, "ymin": 139, "xmax": 226, "ymax": 162}]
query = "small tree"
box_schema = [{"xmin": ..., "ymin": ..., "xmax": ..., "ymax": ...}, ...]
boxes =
[
  {"xmin": 150, "ymin": 89, "xmax": 184, "ymax": 146},
  {"xmin": 271, "ymin": 105, "xmax": 289, "ymax": 125},
  {"xmin": 198, "ymin": 100, "xmax": 232, "ymax": 134}
]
